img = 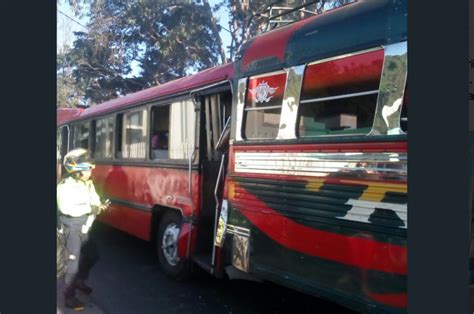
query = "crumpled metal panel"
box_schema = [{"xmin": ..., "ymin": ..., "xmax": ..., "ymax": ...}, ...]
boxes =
[{"xmin": 232, "ymin": 233, "xmax": 250, "ymax": 273}]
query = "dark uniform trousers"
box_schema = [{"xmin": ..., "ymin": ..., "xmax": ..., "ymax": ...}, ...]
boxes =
[{"xmin": 59, "ymin": 215, "xmax": 99, "ymax": 297}]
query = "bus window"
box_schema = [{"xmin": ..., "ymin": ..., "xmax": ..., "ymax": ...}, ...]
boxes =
[
  {"xmin": 150, "ymin": 105, "xmax": 170, "ymax": 160},
  {"xmin": 243, "ymin": 71, "xmax": 286, "ymax": 140},
  {"xmin": 169, "ymin": 100, "xmax": 196, "ymax": 159},
  {"xmin": 94, "ymin": 116, "xmax": 114, "ymax": 159},
  {"xmin": 121, "ymin": 109, "xmax": 147, "ymax": 159},
  {"xmin": 297, "ymin": 95, "xmax": 378, "ymax": 137},
  {"xmin": 298, "ymin": 49, "xmax": 383, "ymax": 137},
  {"xmin": 72, "ymin": 121, "xmax": 90, "ymax": 149}
]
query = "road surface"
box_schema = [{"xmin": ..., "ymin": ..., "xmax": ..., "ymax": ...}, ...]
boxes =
[{"xmin": 76, "ymin": 222, "xmax": 357, "ymax": 314}]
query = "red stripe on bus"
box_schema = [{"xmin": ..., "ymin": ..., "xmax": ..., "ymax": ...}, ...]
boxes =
[
  {"xmin": 368, "ymin": 292, "xmax": 407, "ymax": 308},
  {"xmin": 233, "ymin": 185, "xmax": 407, "ymax": 275}
]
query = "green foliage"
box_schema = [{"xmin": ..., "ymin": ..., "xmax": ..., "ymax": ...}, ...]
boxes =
[
  {"xmin": 57, "ymin": 0, "xmax": 353, "ymax": 107},
  {"xmin": 58, "ymin": 0, "xmax": 221, "ymax": 106},
  {"xmin": 57, "ymin": 51, "xmax": 87, "ymax": 108},
  {"xmin": 215, "ymin": 0, "xmax": 352, "ymax": 61}
]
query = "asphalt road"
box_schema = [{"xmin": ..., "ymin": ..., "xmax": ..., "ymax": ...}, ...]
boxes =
[{"xmin": 85, "ymin": 222, "xmax": 357, "ymax": 314}]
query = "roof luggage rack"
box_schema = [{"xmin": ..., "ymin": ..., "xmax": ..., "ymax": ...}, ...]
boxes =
[{"xmin": 250, "ymin": 0, "xmax": 353, "ymax": 33}]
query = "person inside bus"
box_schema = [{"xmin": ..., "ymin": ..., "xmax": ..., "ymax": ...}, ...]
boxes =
[
  {"xmin": 151, "ymin": 132, "xmax": 168, "ymax": 159},
  {"xmin": 57, "ymin": 148, "xmax": 110, "ymax": 310}
]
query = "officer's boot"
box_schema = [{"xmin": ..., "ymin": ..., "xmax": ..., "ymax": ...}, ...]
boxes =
[
  {"xmin": 64, "ymin": 284, "xmax": 85, "ymax": 311},
  {"xmin": 74, "ymin": 278, "xmax": 93, "ymax": 294}
]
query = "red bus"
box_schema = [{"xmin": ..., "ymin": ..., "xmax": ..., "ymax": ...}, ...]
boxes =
[{"xmin": 57, "ymin": 1, "xmax": 407, "ymax": 312}]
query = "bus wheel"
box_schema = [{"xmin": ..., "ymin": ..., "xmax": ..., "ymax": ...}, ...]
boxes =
[{"xmin": 156, "ymin": 211, "xmax": 190, "ymax": 280}]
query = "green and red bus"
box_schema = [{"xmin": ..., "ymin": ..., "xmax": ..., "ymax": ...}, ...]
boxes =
[{"xmin": 57, "ymin": 1, "xmax": 407, "ymax": 312}]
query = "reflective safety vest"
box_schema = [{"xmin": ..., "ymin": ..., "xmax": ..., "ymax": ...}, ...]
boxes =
[{"xmin": 57, "ymin": 176, "xmax": 102, "ymax": 230}]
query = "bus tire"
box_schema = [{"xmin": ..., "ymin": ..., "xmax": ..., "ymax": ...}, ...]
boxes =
[{"xmin": 156, "ymin": 211, "xmax": 190, "ymax": 280}]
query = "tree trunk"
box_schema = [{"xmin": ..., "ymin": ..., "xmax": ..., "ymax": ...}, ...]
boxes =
[{"xmin": 203, "ymin": 0, "xmax": 228, "ymax": 64}]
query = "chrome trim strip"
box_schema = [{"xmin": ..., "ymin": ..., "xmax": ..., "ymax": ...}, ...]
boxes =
[
  {"xmin": 234, "ymin": 151, "xmax": 407, "ymax": 180},
  {"xmin": 249, "ymin": 70, "xmax": 287, "ymax": 79},
  {"xmin": 300, "ymin": 90, "xmax": 379, "ymax": 104},
  {"xmin": 235, "ymin": 152, "xmax": 407, "ymax": 161},
  {"xmin": 277, "ymin": 65, "xmax": 305, "ymax": 140},
  {"xmin": 227, "ymin": 224, "xmax": 251, "ymax": 237},
  {"xmin": 227, "ymin": 229, "xmax": 251, "ymax": 237},
  {"xmin": 245, "ymin": 105, "xmax": 282, "ymax": 111},
  {"xmin": 227, "ymin": 224, "xmax": 251, "ymax": 232},
  {"xmin": 235, "ymin": 78, "xmax": 247, "ymax": 141},
  {"xmin": 369, "ymin": 41, "xmax": 408, "ymax": 136},
  {"xmin": 307, "ymin": 47, "xmax": 383, "ymax": 66}
]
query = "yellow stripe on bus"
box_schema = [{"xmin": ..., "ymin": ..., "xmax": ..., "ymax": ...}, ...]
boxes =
[
  {"xmin": 305, "ymin": 179, "xmax": 327, "ymax": 192},
  {"xmin": 353, "ymin": 181, "xmax": 407, "ymax": 202}
]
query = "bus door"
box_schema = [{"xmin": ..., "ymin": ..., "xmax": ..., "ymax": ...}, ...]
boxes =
[
  {"xmin": 57, "ymin": 125, "xmax": 70, "ymax": 182},
  {"xmin": 194, "ymin": 90, "xmax": 232, "ymax": 268}
]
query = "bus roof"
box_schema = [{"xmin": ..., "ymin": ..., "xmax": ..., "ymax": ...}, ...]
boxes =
[
  {"xmin": 57, "ymin": 62, "xmax": 234, "ymax": 125},
  {"xmin": 236, "ymin": 0, "xmax": 407, "ymax": 77},
  {"xmin": 57, "ymin": 107, "xmax": 84, "ymax": 126}
]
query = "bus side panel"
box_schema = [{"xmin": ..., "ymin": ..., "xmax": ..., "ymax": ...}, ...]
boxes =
[
  {"xmin": 226, "ymin": 141, "xmax": 407, "ymax": 313},
  {"xmin": 99, "ymin": 204, "xmax": 151, "ymax": 241},
  {"xmin": 92, "ymin": 164, "xmax": 202, "ymax": 242}
]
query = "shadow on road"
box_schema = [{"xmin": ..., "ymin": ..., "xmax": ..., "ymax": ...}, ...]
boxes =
[{"xmin": 84, "ymin": 222, "xmax": 356, "ymax": 314}]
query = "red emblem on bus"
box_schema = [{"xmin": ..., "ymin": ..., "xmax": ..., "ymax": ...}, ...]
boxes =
[{"xmin": 249, "ymin": 81, "xmax": 278, "ymax": 103}]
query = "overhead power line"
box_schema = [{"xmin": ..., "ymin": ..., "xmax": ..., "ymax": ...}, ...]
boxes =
[{"xmin": 57, "ymin": 9, "xmax": 88, "ymax": 29}]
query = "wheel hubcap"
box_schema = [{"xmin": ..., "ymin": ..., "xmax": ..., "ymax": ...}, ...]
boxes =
[{"xmin": 161, "ymin": 223, "xmax": 180, "ymax": 266}]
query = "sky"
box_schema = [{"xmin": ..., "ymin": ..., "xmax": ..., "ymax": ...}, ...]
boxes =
[
  {"xmin": 56, "ymin": 0, "xmax": 232, "ymax": 62},
  {"xmin": 56, "ymin": 2, "xmax": 88, "ymax": 53}
]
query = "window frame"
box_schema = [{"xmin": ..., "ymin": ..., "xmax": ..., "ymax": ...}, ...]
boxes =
[
  {"xmin": 71, "ymin": 120, "xmax": 92, "ymax": 150},
  {"xmin": 104, "ymin": 95, "xmax": 197, "ymax": 165},
  {"xmin": 235, "ymin": 44, "xmax": 407, "ymax": 144},
  {"xmin": 118, "ymin": 107, "xmax": 149, "ymax": 161},
  {"xmin": 149, "ymin": 103, "xmax": 171, "ymax": 161},
  {"xmin": 167, "ymin": 99, "xmax": 198, "ymax": 161},
  {"xmin": 92, "ymin": 114, "xmax": 115, "ymax": 160},
  {"xmin": 242, "ymin": 70, "xmax": 287, "ymax": 141},
  {"xmin": 296, "ymin": 48, "xmax": 384, "ymax": 139}
]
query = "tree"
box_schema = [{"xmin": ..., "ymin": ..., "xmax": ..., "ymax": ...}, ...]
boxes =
[
  {"xmin": 57, "ymin": 0, "xmax": 353, "ymax": 107},
  {"xmin": 58, "ymin": 0, "xmax": 223, "ymax": 106},
  {"xmin": 57, "ymin": 49, "xmax": 87, "ymax": 108},
  {"xmin": 215, "ymin": 0, "xmax": 353, "ymax": 61}
]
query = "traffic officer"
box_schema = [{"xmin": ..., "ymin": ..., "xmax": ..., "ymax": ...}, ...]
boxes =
[{"xmin": 57, "ymin": 148, "xmax": 109, "ymax": 310}]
